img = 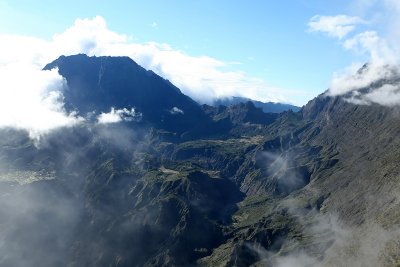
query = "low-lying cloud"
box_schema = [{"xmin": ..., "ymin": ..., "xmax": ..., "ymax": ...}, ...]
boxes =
[
  {"xmin": 97, "ymin": 107, "xmax": 141, "ymax": 124},
  {"xmin": 329, "ymin": 62, "xmax": 400, "ymax": 106},
  {"xmin": 0, "ymin": 124, "xmax": 152, "ymax": 267},
  {"xmin": 169, "ymin": 107, "xmax": 184, "ymax": 115},
  {"xmin": 0, "ymin": 63, "xmax": 82, "ymax": 140},
  {"xmin": 246, "ymin": 203, "xmax": 400, "ymax": 266},
  {"xmin": 309, "ymin": 1, "xmax": 400, "ymax": 107}
]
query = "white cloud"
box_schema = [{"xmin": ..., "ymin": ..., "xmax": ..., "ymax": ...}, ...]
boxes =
[
  {"xmin": 308, "ymin": 15, "xmax": 366, "ymax": 39},
  {"xmin": 0, "ymin": 16, "xmax": 298, "ymax": 105},
  {"xmin": 309, "ymin": 1, "xmax": 400, "ymax": 107},
  {"xmin": 327, "ymin": 43, "xmax": 400, "ymax": 106},
  {"xmin": 329, "ymin": 62, "xmax": 397, "ymax": 95},
  {"xmin": 0, "ymin": 63, "xmax": 82, "ymax": 140},
  {"xmin": 343, "ymin": 31, "xmax": 397, "ymax": 64},
  {"xmin": 97, "ymin": 108, "xmax": 141, "ymax": 124},
  {"xmin": 348, "ymin": 84, "xmax": 400, "ymax": 106},
  {"xmin": 275, "ymin": 253, "xmax": 319, "ymax": 267},
  {"xmin": 92, "ymin": 34, "xmax": 292, "ymax": 104},
  {"xmin": 97, "ymin": 108, "xmax": 122, "ymax": 124},
  {"xmin": 169, "ymin": 107, "xmax": 184, "ymax": 115}
]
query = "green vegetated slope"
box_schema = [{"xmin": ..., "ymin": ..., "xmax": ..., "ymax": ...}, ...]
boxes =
[
  {"xmin": 200, "ymin": 96, "xmax": 400, "ymax": 267},
  {"xmin": 1, "ymin": 94, "xmax": 399, "ymax": 267}
]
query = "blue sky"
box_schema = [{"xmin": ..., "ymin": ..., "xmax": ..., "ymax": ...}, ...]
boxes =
[{"xmin": 0, "ymin": 0, "xmax": 396, "ymax": 106}]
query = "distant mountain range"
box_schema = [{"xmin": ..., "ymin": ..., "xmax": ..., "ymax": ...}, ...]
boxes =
[
  {"xmin": 212, "ymin": 96, "xmax": 300, "ymax": 113},
  {"xmin": 0, "ymin": 54, "xmax": 399, "ymax": 266}
]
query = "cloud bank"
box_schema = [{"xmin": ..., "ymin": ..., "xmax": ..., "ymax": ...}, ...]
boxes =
[
  {"xmin": 97, "ymin": 108, "xmax": 141, "ymax": 124},
  {"xmin": 0, "ymin": 63, "xmax": 81, "ymax": 140},
  {"xmin": 308, "ymin": 1, "xmax": 400, "ymax": 106},
  {"xmin": 0, "ymin": 16, "xmax": 294, "ymax": 105}
]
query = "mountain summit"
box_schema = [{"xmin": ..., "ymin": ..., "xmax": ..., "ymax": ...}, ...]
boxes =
[{"xmin": 44, "ymin": 54, "xmax": 208, "ymax": 133}]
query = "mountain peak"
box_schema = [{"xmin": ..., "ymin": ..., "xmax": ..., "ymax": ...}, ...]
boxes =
[{"xmin": 44, "ymin": 54, "xmax": 207, "ymax": 133}]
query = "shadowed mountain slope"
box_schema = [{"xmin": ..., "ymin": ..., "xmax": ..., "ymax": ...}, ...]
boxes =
[{"xmin": 44, "ymin": 54, "xmax": 209, "ymax": 134}]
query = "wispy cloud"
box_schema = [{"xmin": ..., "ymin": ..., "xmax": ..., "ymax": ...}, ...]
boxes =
[
  {"xmin": 308, "ymin": 15, "xmax": 367, "ymax": 39},
  {"xmin": 169, "ymin": 107, "xmax": 184, "ymax": 115}
]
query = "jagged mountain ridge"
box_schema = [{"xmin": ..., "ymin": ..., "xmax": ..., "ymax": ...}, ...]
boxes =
[
  {"xmin": 0, "ymin": 55, "xmax": 399, "ymax": 266},
  {"xmin": 202, "ymin": 101, "xmax": 279, "ymax": 125},
  {"xmin": 212, "ymin": 96, "xmax": 300, "ymax": 113}
]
